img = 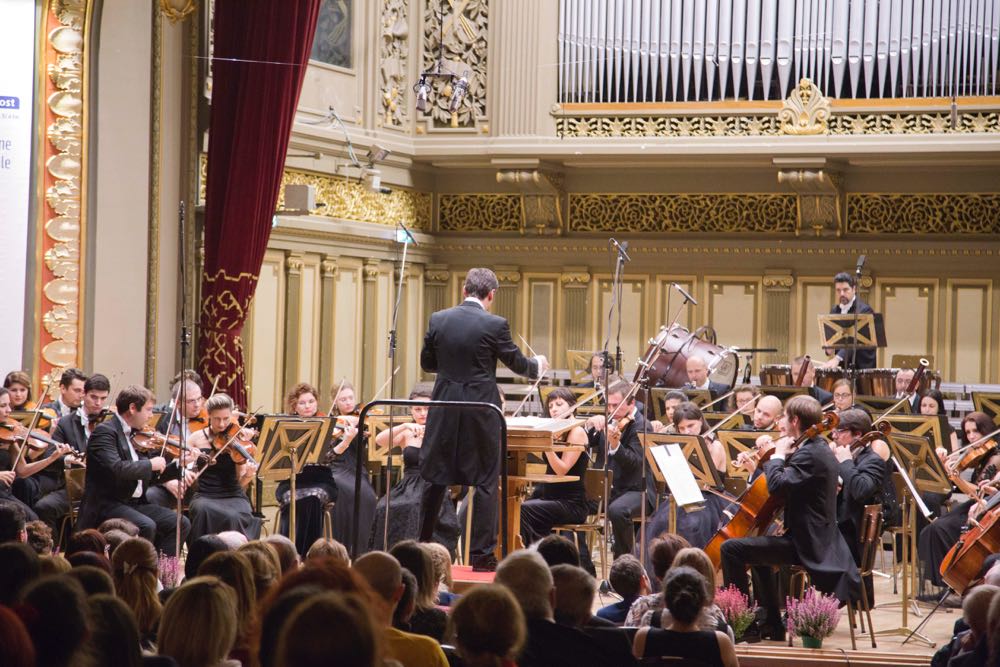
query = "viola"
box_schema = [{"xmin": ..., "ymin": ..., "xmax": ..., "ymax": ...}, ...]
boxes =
[{"xmin": 704, "ymin": 411, "xmax": 839, "ymax": 568}]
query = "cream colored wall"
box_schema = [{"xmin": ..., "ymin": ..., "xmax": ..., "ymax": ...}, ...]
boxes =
[{"xmin": 89, "ymin": 0, "xmax": 152, "ymax": 387}]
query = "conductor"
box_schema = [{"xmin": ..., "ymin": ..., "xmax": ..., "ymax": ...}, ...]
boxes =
[{"xmin": 419, "ymin": 268, "xmax": 548, "ymax": 571}]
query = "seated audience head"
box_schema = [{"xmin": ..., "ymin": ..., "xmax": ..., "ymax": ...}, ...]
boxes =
[
  {"xmin": 388, "ymin": 540, "xmax": 437, "ymax": 610},
  {"xmin": 67, "ymin": 549, "xmax": 112, "ymax": 574},
  {"xmin": 989, "ymin": 591, "xmax": 1000, "ymax": 666},
  {"xmin": 67, "ymin": 564, "xmax": 116, "ymax": 597},
  {"xmin": 216, "ymin": 529, "xmax": 249, "ymax": 549},
  {"xmin": 276, "ymin": 591, "xmax": 378, "ymax": 667},
  {"xmin": 19, "ymin": 574, "xmax": 90, "ymax": 667},
  {"xmin": 264, "ymin": 534, "xmax": 301, "ymax": 575},
  {"xmin": 963, "ymin": 584, "xmax": 999, "ymax": 644},
  {"xmin": 25, "ymin": 520, "xmax": 53, "ymax": 555},
  {"xmin": 0, "ymin": 605, "xmax": 35, "ymax": 667},
  {"xmin": 423, "ymin": 540, "xmax": 454, "ymax": 592},
  {"xmin": 306, "ymin": 537, "xmax": 350, "ymax": 564},
  {"xmin": 103, "ymin": 529, "xmax": 132, "ymax": 557},
  {"xmin": 0, "ymin": 500, "xmax": 27, "ymax": 543},
  {"xmin": 258, "ymin": 586, "xmax": 322, "ymax": 667},
  {"xmin": 650, "ymin": 533, "xmax": 691, "ymax": 583},
  {"xmin": 609, "ymin": 554, "xmax": 647, "ymax": 601},
  {"xmin": 663, "ymin": 566, "xmax": 710, "ymax": 626},
  {"xmin": 66, "ymin": 527, "xmax": 109, "ymax": 558},
  {"xmin": 197, "ymin": 550, "xmax": 257, "ymax": 642},
  {"xmin": 238, "ymin": 540, "xmax": 282, "ymax": 598},
  {"xmin": 98, "ymin": 517, "xmax": 141, "ymax": 537},
  {"xmin": 39, "ymin": 554, "xmax": 72, "ymax": 576},
  {"xmin": 495, "ymin": 549, "xmax": 555, "ymax": 621},
  {"xmin": 111, "ymin": 537, "xmax": 161, "ymax": 637},
  {"xmin": 185, "ymin": 534, "xmax": 230, "ymax": 581},
  {"xmin": 394, "ymin": 568, "xmax": 418, "ymax": 628},
  {"xmin": 550, "ymin": 564, "xmax": 597, "ymax": 628},
  {"xmin": 87, "ymin": 593, "xmax": 142, "ymax": 667},
  {"xmin": 535, "ymin": 533, "xmax": 580, "ymax": 568},
  {"xmin": 0, "ymin": 542, "xmax": 40, "ymax": 605},
  {"xmin": 986, "ymin": 561, "xmax": 1000, "ymax": 588},
  {"xmin": 671, "ymin": 548, "xmax": 717, "ymax": 604},
  {"xmin": 158, "ymin": 576, "xmax": 238, "ymax": 667},
  {"xmin": 353, "ymin": 551, "xmax": 403, "ymax": 620},
  {"xmin": 450, "ymin": 584, "xmax": 526, "ymax": 667}
]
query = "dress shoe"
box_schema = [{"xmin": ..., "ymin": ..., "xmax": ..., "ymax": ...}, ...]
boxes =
[
  {"xmin": 739, "ymin": 621, "xmax": 762, "ymax": 644},
  {"xmin": 471, "ymin": 554, "xmax": 498, "ymax": 572},
  {"xmin": 759, "ymin": 623, "xmax": 786, "ymax": 643}
]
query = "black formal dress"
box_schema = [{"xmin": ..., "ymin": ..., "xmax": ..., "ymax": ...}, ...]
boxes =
[
  {"xmin": 830, "ymin": 299, "xmax": 877, "ymax": 370},
  {"xmin": 372, "ymin": 444, "xmax": 459, "ymax": 554},
  {"xmin": 837, "ymin": 444, "xmax": 887, "ymax": 604},
  {"xmin": 721, "ymin": 435, "xmax": 860, "ymax": 626},
  {"xmin": 78, "ymin": 417, "xmax": 189, "ymax": 555},
  {"xmin": 328, "ymin": 430, "xmax": 377, "ymax": 555},
  {"xmin": 186, "ymin": 437, "xmax": 260, "ymax": 546},
  {"xmin": 418, "ymin": 299, "xmax": 538, "ymax": 562},
  {"xmin": 0, "ymin": 445, "xmax": 38, "ymax": 521},
  {"xmin": 520, "ymin": 443, "xmax": 590, "ymax": 546}
]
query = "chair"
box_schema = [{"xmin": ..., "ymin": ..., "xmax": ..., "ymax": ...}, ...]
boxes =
[
  {"xmin": 851, "ymin": 503, "xmax": 883, "ymax": 648},
  {"xmin": 552, "ymin": 468, "xmax": 612, "ymax": 581},
  {"xmin": 57, "ymin": 467, "xmax": 88, "ymax": 546}
]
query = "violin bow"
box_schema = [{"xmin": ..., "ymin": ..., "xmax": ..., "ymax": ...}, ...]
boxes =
[
  {"xmin": 511, "ymin": 367, "xmax": 548, "ymax": 418},
  {"xmin": 329, "ymin": 378, "xmax": 347, "ymax": 414},
  {"xmin": 704, "ymin": 393, "xmax": 760, "ymax": 437},
  {"xmin": 11, "ymin": 377, "xmax": 56, "ymax": 473},
  {"xmin": 159, "ymin": 399, "xmax": 182, "ymax": 458},
  {"xmin": 872, "ymin": 359, "xmax": 930, "ymax": 425},
  {"xmin": 700, "ymin": 388, "xmax": 739, "ymax": 412},
  {"xmin": 208, "ymin": 374, "xmax": 221, "ymax": 399},
  {"xmin": 370, "ymin": 367, "xmax": 401, "ymax": 404}
]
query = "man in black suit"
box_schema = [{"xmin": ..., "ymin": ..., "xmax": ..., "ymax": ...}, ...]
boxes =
[
  {"xmin": 823, "ymin": 271, "xmax": 877, "ymax": 371},
  {"xmin": 720, "ymin": 395, "xmax": 860, "ymax": 640},
  {"xmin": 892, "ymin": 368, "xmax": 922, "ymax": 412},
  {"xmin": 684, "ymin": 356, "xmax": 728, "ymax": 400},
  {"xmin": 419, "ymin": 268, "xmax": 547, "ymax": 571},
  {"xmin": 40, "ymin": 367, "xmax": 87, "ymax": 419},
  {"xmin": 585, "ymin": 380, "xmax": 650, "ymax": 559},
  {"xmin": 791, "ymin": 355, "xmax": 834, "ymax": 406},
  {"xmin": 77, "ymin": 384, "xmax": 193, "ymax": 555}
]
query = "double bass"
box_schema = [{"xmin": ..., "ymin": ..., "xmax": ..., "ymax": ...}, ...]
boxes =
[{"xmin": 704, "ymin": 412, "xmax": 839, "ymax": 568}]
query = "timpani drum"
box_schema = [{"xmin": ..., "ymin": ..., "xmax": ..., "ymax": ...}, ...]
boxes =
[
  {"xmin": 814, "ymin": 368, "xmax": 846, "ymax": 393},
  {"xmin": 858, "ymin": 368, "xmax": 897, "ymax": 397},
  {"xmin": 759, "ymin": 364, "xmax": 792, "ymax": 386}
]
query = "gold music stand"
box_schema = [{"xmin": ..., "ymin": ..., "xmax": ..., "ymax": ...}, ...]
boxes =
[
  {"xmin": 566, "ymin": 349, "xmax": 598, "ymax": 385},
  {"xmin": 703, "ymin": 411, "xmax": 746, "ymax": 431},
  {"xmin": 758, "ymin": 386, "xmax": 809, "ymax": 404},
  {"xmin": 682, "ymin": 389, "xmax": 711, "ymax": 407},
  {"xmin": 855, "ymin": 395, "xmax": 912, "ymax": 415},
  {"xmin": 256, "ymin": 416, "xmax": 333, "ymax": 541},
  {"xmin": 716, "ymin": 429, "xmax": 780, "ymax": 495},
  {"xmin": 640, "ymin": 433, "xmax": 722, "ymax": 535},
  {"xmin": 818, "ymin": 313, "xmax": 886, "ymax": 352},
  {"xmin": 972, "ymin": 392, "xmax": 1000, "ymax": 427}
]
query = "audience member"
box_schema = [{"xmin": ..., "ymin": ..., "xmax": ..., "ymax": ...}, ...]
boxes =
[
  {"xmin": 0, "ymin": 605, "xmax": 35, "ymax": 667},
  {"xmin": 103, "ymin": 528, "xmax": 133, "ymax": 556},
  {"xmin": 184, "ymin": 534, "xmax": 230, "ymax": 581},
  {"xmin": 624, "ymin": 534, "xmax": 690, "ymax": 626},
  {"xmin": 158, "ymin": 576, "xmax": 240, "ymax": 667},
  {"xmin": 25, "ymin": 519, "xmax": 53, "ymax": 554},
  {"xmin": 394, "ymin": 568, "xmax": 418, "ymax": 631},
  {"xmin": 450, "ymin": 584, "xmax": 526, "ymax": 667},
  {"xmin": 353, "ymin": 551, "xmax": 449, "ymax": 667},
  {"xmin": 66, "ymin": 527, "xmax": 109, "ymax": 558},
  {"xmin": 87, "ymin": 593, "xmax": 143, "ymax": 667},
  {"xmin": 99, "ymin": 517, "xmax": 141, "ymax": 536},
  {"xmin": 238, "ymin": 540, "xmax": 281, "ymax": 598},
  {"xmin": 494, "ymin": 549, "xmax": 618, "ymax": 667},
  {"xmin": 217, "ymin": 530, "xmax": 249, "ymax": 549},
  {"xmin": 257, "ymin": 586, "xmax": 323, "ymax": 667},
  {"xmin": 597, "ymin": 555, "xmax": 649, "ymax": 625},
  {"xmin": 67, "ymin": 563, "xmax": 116, "ymax": 596},
  {"xmin": 0, "ymin": 500, "xmax": 27, "ymax": 543},
  {"xmin": 550, "ymin": 564, "xmax": 636, "ymax": 662},
  {"xmin": 264, "ymin": 534, "xmax": 301, "ymax": 575},
  {"xmin": 19, "ymin": 575, "xmax": 91, "ymax": 667},
  {"xmin": 632, "ymin": 567, "xmax": 737, "ymax": 667},
  {"xmin": 275, "ymin": 591, "xmax": 379, "ymax": 667},
  {"xmin": 389, "ymin": 540, "xmax": 448, "ymax": 641},
  {"xmin": 989, "ymin": 590, "xmax": 1000, "ymax": 667},
  {"xmin": 38, "ymin": 553, "xmax": 72, "ymax": 576},
  {"xmin": 424, "ymin": 540, "xmax": 458, "ymax": 606},
  {"xmin": 112, "ymin": 537, "xmax": 163, "ymax": 647},
  {"xmin": 642, "ymin": 547, "xmax": 733, "ymax": 639},
  {"xmin": 0, "ymin": 541, "xmax": 40, "ymax": 605},
  {"xmin": 306, "ymin": 537, "xmax": 350, "ymax": 563},
  {"xmin": 67, "ymin": 548, "xmax": 113, "ymax": 574},
  {"xmin": 535, "ymin": 533, "xmax": 581, "ymax": 568},
  {"xmin": 932, "ymin": 584, "xmax": 999, "ymax": 667},
  {"xmin": 198, "ymin": 550, "xmax": 257, "ymax": 661}
]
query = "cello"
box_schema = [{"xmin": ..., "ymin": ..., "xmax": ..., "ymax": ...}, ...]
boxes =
[
  {"xmin": 704, "ymin": 411, "xmax": 839, "ymax": 569},
  {"xmin": 939, "ymin": 499, "xmax": 1000, "ymax": 595}
]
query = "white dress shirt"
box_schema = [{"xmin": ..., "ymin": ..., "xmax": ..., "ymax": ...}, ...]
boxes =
[{"xmin": 117, "ymin": 414, "xmax": 143, "ymax": 498}]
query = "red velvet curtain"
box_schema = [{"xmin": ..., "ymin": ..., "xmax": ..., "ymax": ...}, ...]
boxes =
[{"xmin": 197, "ymin": 0, "xmax": 321, "ymax": 408}]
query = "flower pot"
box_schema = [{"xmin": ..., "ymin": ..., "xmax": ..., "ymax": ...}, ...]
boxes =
[{"xmin": 801, "ymin": 635, "xmax": 823, "ymax": 649}]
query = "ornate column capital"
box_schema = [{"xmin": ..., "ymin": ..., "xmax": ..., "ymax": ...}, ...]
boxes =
[
  {"xmin": 495, "ymin": 266, "xmax": 522, "ymax": 285},
  {"xmin": 560, "ymin": 268, "xmax": 591, "ymax": 287},
  {"xmin": 321, "ymin": 256, "xmax": 338, "ymax": 278},
  {"xmin": 762, "ymin": 272, "xmax": 795, "ymax": 291},
  {"xmin": 424, "ymin": 265, "xmax": 451, "ymax": 285},
  {"xmin": 364, "ymin": 259, "xmax": 381, "ymax": 282},
  {"xmin": 286, "ymin": 253, "xmax": 304, "ymax": 276}
]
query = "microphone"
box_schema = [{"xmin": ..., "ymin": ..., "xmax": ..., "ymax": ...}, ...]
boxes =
[
  {"xmin": 609, "ymin": 238, "xmax": 631, "ymax": 262},
  {"xmin": 672, "ymin": 283, "xmax": 698, "ymax": 306},
  {"xmin": 396, "ymin": 221, "xmax": 418, "ymax": 246},
  {"xmin": 449, "ymin": 74, "xmax": 469, "ymax": 113},
  {"xmin": 855, "ymin": 254, "xmax": 866, "ymax": 273}
]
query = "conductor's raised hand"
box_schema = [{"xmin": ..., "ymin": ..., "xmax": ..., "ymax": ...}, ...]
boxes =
[{"xmin": 534, "ymin": 355, "xmax": 549, "ymax": 376}]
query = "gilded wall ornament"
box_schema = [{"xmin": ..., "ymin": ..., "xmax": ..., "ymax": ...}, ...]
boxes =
[
  {"xmin": 848, "ymin": 194, "xmax": 1000, "ymax": 234},
  {"xmin": 778, "ymin": 78, "xmax": 831, "ymax": 135},
  {"xmin": 568, "ymin": 194, "xmax": 797, "ymax": 233},
  {"xmin": 438, "ymin": 194, "xmax": 522, "ymax": 232},
  {"xmin": 160, "ymin": 0, "xmax": 197, "ymax": 23},
  {"xmin": 420, "ymin": 0, "xmax": 488, "ymax": 129}
]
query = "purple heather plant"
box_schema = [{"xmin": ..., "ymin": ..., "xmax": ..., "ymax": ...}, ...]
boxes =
[{"xmin": 785, "ymin": 586, "xmax": 840, "ymax": 639}]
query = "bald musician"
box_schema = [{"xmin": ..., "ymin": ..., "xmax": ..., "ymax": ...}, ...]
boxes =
[{"xmin": 684, "ymin": 357, "xmax": 728, "ymax": 400}]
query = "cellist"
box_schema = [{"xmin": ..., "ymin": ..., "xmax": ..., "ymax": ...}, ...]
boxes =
[{"xmin": 720, "ymin": 395, "xmax": 860, "ymax": 642}]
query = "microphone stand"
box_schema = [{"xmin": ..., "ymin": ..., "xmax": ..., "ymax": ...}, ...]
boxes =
[
  {"xmin": 381, "ymin": 224, "xmax": 415, "ymax": 549},
  {"xmin": 174, "ymin": 201, "xmax": 191, "ymax": 561},
  {"xmin": 849, "ymin": 257, "xmax": 865, "ymax": 394}
]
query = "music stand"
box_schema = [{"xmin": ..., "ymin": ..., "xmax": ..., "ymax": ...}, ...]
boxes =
[
  {"xmin": 818, "ymin": 313, "xmax": 886, "ymax": 352},
  {"xmin": 759, "ymin": 386, "xmax": 809, "ymax": 403},
  {"xmin": 641, "ymin": 433, "xmax": 721, "ymax": 536},
  {"xmin": 716, "ymin": 429, "xmax": 780, "ymax": 495},
  {"xmin": 880, "ymin": 415, "xmax": 947, "ymax": 456},
  {"xmin": 682, "ymin": 389, "xmax": 712, "ymax": 407},
  {"xmin": 566, "ymin": 349, "xmax": 598, "ymax": 385},
  {"xmin": 703, "ymin": 411, "xmax": 745, "ymax": 432},
  {"xmin": 972, "ymin": 392, "xmax": 1000, "ymax": 427},
  {"xmin": 854, "ymin": 395, "xmax": 912, "ymax": 415},
  {"xmin": 256, "ymin": 416, "xmax": 333, "ymax": 541}
]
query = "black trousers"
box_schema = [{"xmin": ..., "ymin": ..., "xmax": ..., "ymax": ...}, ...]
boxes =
[
  {"xmin": 422, "ymin": 480, "xmax": 497, "ymax": 559},
  {"xmin": 100, "ymin": 500, "xmax": 190, "ymax": 556},
  {"xmin": 520, "ymin": 497, "xmax": 588, "ymax": 546},
  {"xmin": 721, "ymin": 535, "xmax": 800, "ymax": 626},
  {"xmin": 608, "ymin": 491, "xmax": 647, "ymax": 558}
]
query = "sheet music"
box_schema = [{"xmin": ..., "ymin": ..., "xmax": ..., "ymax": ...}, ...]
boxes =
[
  {"xmin": 651, "ymin": 444, "xmax": 704, "ymax": 507},
  {"xmin": 892, "ymin": 455, "xmax": 934, "ymax": 519}
]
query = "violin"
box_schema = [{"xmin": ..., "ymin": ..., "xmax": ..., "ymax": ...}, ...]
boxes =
[
  {"xmin": 131, "ymin": 430, "xmax": 187, "ymax": 459},
  {"xmin": 957, "ymin": 438, "xmax": 998, "ymax": 472},
  {"xmin": 188, "ymin": 407, "xmax": 209, "ymax": 433},
  {"xmin": 607, "ymin": 415, "xmax": 634, "ymax": 449},
  {"xmin": 0, "ymin": 419, "xmax": 54, "ymax": 451},
  {"xmin": 208, "ymin": 418, "xmax": 258, "ymax": 466},
  {"xmin": 705, "ymin": 411, "xmax": 839, "ymax": 568}
]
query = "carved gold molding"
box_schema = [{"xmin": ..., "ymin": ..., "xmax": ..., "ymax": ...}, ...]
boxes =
[
  {"xmin": 848, "ymin": 194, "xmax": 1000, "ymax": 234},
  {"xmin": 424, "ymin": 265, "xmax": 451, "ymax": 284},
  {"xmin": 379, "ymin": 0, "xmax": 408, "ymax": 129},
  {"xmin": 35, "ymin": 0, "xmax": 93, "ymax": 393},
  {"xmin": 321, "ymin": 257, "xmax": 338, "ymax": 278},
  {"xmin": 438, "ymin": 194, "xmax": 523, "ymax": 232},
  {"xmin": 779, "ymin": 78, "xmax": 831, "ymax": 135},
  {"xmin": 763, "ymin": 274, "xmax": 795, "ymax": 289},
  {"xmin": 494, "ymin": 267, "xmax": 521, "ymax": 284},
  {"xmin": 160, "ymin": 0, "xmax": 197, "ymax": 23},
  {"xmin": 568, "ymin": 193, "xmax": 798, "ymax": 233},
  {"xmin": 431, "ymin": 242, "xmax": 1000, "ymax": 257},
  {"xmin": 560, "ymin": 271, "xmax": 591, "ymax": 286}
]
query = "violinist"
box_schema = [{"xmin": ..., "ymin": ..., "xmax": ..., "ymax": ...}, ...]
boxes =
[
  {"xmin": 183, "ymin": 393, "xmax": 261, "ymax": 546},
  {"xmin": 650, "ymin": 390, "xmax": 686, "ymax": 433},
  {"xmin": 76, "ymin": 384, "xmax": 191, "ymax": 555},
  {"xmin": 286, "ymin": 382, "xmax": 322, "ymax": 417},
  {"xmin": 918, "ymin": 411, "xmax": 1000, "ymax": 591},
  {"xmin": 51, "ymin": 373, "xmax": 111, "ymax": 454},
  {"xmin": 40, "ymin": 367, "xmax": 87, "ymax": 419},
  {"xmin": 0, "ymin": 387, "xmax": 41, "ymax": 521},
  {"xmin": 720, "ymin": 395, "xmax": 860, "ymax": 642},
  {"xmin": 585, "ymin": 380, "xmax": 649, "ymax": 559},
  {"xmin": 829, "ymin": 409, "xmax": 889, "ymax": 604},
  {"xmin": 325, "ymin": 380, "xmax": 377, "ymax": 555},
  {"xmin": 146, "ymin": 379, "xmax": 204, "ymax": 510},
  {"xmin": 3, "ymin": 371, "xmax": 33, "ymax": 411}
]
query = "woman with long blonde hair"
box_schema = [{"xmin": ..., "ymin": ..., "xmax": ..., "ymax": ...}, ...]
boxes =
[{"xmin": 111, "ymin": 537, "xmax": 162, "ymax": 647}]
